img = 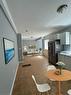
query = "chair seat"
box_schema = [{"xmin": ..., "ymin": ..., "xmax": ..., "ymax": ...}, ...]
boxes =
[
  {"xmin": 37, "ymin": 83, "xmax": 51, "ymax": 92},
  {"xmin": 32, "ymin": 75, "xmax": 51, "ymax": 94},
  {"xmin": 47, "ymin": 65, "xmax": 56, "ymax": 71},
  {"xmin": 67, "ymin": 89, "xmax": 71, "ymax": 95},
  {"xmin": 50, "ymin": 79, "xmax": 55, "ymax": 81},
  {"xmin": 47, "ymin": 65, "xmax": 56, "ymax": 81}
]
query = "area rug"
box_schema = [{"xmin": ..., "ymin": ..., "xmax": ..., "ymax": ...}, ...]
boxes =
[{"xmin": 22, "ymin": 64, "xmax": 31, "ymax": 67}]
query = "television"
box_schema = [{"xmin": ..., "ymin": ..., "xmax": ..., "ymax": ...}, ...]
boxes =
[{"xmin": 3, "ymin": 38, "xmax": 15, "ymax": 64}]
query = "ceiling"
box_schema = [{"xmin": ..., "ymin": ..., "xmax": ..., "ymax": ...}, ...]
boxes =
[{"xmin": 5, "ymin": 0, "xmax": 71, "ymax": 40}]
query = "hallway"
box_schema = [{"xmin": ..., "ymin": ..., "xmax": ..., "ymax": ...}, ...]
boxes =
[
  {"xmin": 12, "ymin": 55, "xmax": 71, "ymax": 95},
  {"xmin": 1, "ymin": 1, "xmax": 71, "ymax": 95}
]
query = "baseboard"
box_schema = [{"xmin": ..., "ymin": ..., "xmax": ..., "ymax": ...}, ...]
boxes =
[
  {"xmin": 10, "ymin": 64, "xmax": 19, "ymax": 95},
  {"xmin": 19, "ymin": 60, "xmax": 24, "ymax": 64}
]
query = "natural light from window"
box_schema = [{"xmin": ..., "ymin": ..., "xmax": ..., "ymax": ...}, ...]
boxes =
[{"xmin": 44, "ymin": 39, "xmax": 49, "ymax": 50}]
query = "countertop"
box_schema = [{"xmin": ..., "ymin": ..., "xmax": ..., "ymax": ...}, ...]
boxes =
[{"xmin": 59, "ymin": 51, "xmax": 71, "ymax": 56}]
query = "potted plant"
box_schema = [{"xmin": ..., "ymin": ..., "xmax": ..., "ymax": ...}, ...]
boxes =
[{"xmin": 56, "ymin": 61, "xmax": 65, "ymax": 75}]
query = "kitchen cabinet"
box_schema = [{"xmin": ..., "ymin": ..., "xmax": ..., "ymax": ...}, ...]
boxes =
[
  {"xmin": 60, "ymin": 32, "xmax": 70, "ymax": 45},
  {"xmin": 56, "ymin": 34, "xmax": 60, "ymax": 39}
]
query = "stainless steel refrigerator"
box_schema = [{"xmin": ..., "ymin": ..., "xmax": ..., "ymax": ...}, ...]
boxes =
[{"xmin": 48, "ymin": 40, "xmax": 61, "ymax": 65}]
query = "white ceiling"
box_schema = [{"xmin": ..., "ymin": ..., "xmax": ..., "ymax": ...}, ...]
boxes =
[{"xmin": 5, "ymin": 0, "xmax": 71, "ymax": 40}]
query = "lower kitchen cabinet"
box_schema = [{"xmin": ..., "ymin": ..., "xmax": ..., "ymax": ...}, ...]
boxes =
[{"xmin": 58, "ymin": 54, "xmax": 71, "ymax": 70}]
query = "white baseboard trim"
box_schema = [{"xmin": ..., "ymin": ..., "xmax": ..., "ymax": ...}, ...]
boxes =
[{"xmin": 10, "ymin": 64, "xmax": 19, "ymax": 95}]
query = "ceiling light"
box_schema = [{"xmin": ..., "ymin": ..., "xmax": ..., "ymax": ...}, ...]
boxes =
[
  {"xmin": 25, "ymin": 29, "xmax": 28, "ymax": 32},
  {"xmin": 57, "ymin": 4, "xmax": 68, "ymax": 13}
]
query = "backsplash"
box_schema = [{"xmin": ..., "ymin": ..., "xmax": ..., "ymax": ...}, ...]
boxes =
[{"xmin": 62, "ymin": 45, "xmax": 70, "ymax": 51}]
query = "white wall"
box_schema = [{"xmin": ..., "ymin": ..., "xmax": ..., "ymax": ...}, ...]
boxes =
[
  {"xmin": 0, "ymin": 3, "xmax": 18, "ymax": 95},
  {"xmin": 44, "ymin": 33, "xmax": 60, "ymax": 41},
  {"xmin": 17, "ymin": 33, "xmax": 22, "ymax": 61},
  {"xmin": 36, "ymin": 38, "xmax": 43, "ymax": 50},
  {"xmin": 68, "ymin": 32, "xmax": 71, "ymax": 50}
]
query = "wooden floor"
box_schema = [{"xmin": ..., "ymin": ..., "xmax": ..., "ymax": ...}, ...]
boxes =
[{"xmin": 12, "ymin": 55, "xmax": 71, "ymax": 95}]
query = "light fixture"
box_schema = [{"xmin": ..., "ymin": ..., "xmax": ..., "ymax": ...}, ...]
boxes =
[
  {"xmin": 57, "ymin": 4, "xmax": 68, "ymax": 13},
  {"xmin": 25, "ymin": 29, "xmax": 28, "ymax": 32}
]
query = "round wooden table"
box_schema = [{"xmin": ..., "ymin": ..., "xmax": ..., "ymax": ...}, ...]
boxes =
[{"xmin": 47, "ymin": 69, "xmax": 71, "ymax": 95}]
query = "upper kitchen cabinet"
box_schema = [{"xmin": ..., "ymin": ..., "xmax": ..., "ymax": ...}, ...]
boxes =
[{"xmin": 60, "ymin": 32, "xmax": 70, "ymax": 45}]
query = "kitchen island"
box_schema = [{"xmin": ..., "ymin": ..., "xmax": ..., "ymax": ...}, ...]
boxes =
[{"xmin": 58, "ymin": 51, "xmax": 71, "ymax": 70}]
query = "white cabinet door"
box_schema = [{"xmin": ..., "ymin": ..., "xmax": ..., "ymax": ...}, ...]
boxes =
[
  {"xmin": 65, "ymin": 32, "xmax": 70, "ymax": 44},
  {"xmin": 60, "ymin": 32, "xmax": 70, "ymax": 45},
  {"xmin": 60, "ymin": 32, "xmax": 65, "ymax": 45}
]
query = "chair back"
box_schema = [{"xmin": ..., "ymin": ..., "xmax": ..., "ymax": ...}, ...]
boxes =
[
  {"xmin": 47, "ymin": 65, "xmax": 56, "ymax": 71},
  {"xmin": 67, "ymin": 89, "xmax": 71, "ymax": 95},
  {"xmin": 32, "ymin": 75, "xmax": 37, "ymax": 85}
]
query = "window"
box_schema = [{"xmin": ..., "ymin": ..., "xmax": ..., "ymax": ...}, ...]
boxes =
[{"xmin": 44, "ymin": 39, "xmax": 49, "ymax": 50}]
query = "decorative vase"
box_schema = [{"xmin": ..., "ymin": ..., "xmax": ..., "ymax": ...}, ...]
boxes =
[{"xmin": 56, "ymin": 61, "xmax": 65, "ymax": 75}]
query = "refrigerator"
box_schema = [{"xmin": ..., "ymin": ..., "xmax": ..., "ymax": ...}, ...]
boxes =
[{"xmin": 48, "ymin": 40, "xmax": 61, "ymax": 65}]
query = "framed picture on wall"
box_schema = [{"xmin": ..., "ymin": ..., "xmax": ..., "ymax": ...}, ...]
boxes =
[{"xmin": 3, "ymin": 38, "xmax": 15, "ymax": 64}]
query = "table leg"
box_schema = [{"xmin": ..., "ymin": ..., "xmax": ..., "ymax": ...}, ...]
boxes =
[
  {"xmin": 58, "ymin": 81, "xmax": 60, "ymax": 95},
  {"xmin": 56, "ymin": 81, "xmax": 62, "ymax": 95}
]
